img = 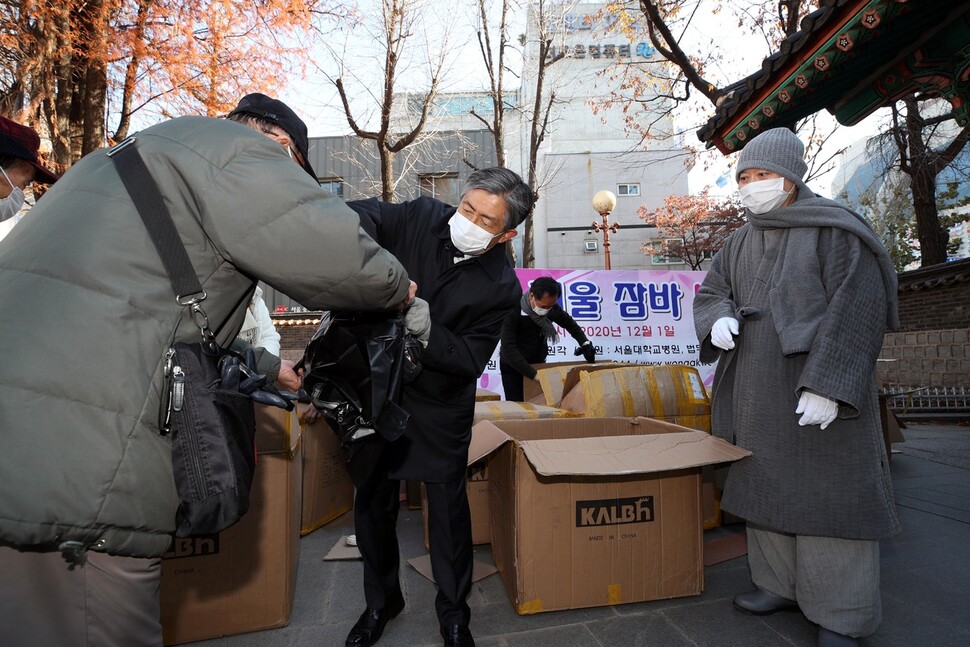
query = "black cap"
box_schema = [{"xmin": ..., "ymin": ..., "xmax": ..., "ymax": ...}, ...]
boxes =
[{"xmin": 228, "ymin": 93, "xmax": 316, "ymax": 179}]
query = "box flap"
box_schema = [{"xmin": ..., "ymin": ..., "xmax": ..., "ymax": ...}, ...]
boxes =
[
  {"xmin": 518, "ymin": 430, "xmax": 750, "ymax": 476},
  {"xmin": 558, "ymin": 363, "xmax": 638, "ymax": 405},
  {"xmin": 468, "ymin": 420, "xmax": 512, "ymax": 466},
  {"xmin": 254, "ymin": 405, "xmax": 301, "ymax": 455},
  {"xmin": 525, "ymin": 360, "xmax": 594, "ymax": 404}
]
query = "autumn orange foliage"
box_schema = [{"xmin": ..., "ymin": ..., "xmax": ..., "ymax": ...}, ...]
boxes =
[
  {"xmin": 639, "ymin": 189, "xmax": 744, "ymax": 269},
  {"xmin": 1, "ymin": 0, "xmax": 345, "ymax": 167}
]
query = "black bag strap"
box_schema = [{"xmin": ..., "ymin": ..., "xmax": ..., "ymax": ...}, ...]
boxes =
[{"xmin": 107, "ymin": 136, "xmax": 205, "ymax": 304}]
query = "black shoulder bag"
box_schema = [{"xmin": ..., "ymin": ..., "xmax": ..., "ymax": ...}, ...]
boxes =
[{"xmin": 108, "ymin": 136, "xmax": 290, "ymax": 537}]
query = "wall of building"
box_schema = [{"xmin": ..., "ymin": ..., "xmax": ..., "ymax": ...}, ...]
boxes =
[
  {"xmin": 534, "ymin": 150, "xmax": 689, "ymax": 270},
  {"xmin": 877, "ymin": 258, "xmax": 970, "ymax": 388},
  {"xmin": 512, "ymin": 3, "xmax": 692, "ymax": 271},
  {"xmin": 306, "ymin": 129, "xmax": 497, "ymax": 201}
]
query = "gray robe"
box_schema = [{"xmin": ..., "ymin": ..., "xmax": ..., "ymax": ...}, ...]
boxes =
[{"xmin": 694, "ymin": 194, "xmax": 900, "ymax": 540}]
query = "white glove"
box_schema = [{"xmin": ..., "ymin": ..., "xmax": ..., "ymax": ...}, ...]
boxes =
[
  {"xmin": 796, "ymin": 391, "xmax": 838, "ymax": 430},
  {"xmin": 404, "ymin": 297, "xmax": 431, "ymax": 347},
  {"xmin": 710, "ymin": 317, "xmax": 740, "ymax": 350}
]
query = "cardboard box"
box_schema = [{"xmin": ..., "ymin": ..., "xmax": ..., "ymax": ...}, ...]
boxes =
[
  {"xmin": 525, "ymin": 361, "xmax": 595, "ymax": 405},
  {"xmin": 561, "ymin": 365, "xmax": 711, "ymax": 432},
  {"xmin": 160, "ymin": 405, "xmax": 303, "ymax": 645},
  {"xmin": 476, "ymin": 388, "xmax": 502, "ymax": 402},
  {"xmin": 474, "ymin": 416, "xmax": 749, "ymax": 614},
  {"xmin": 523, "ymin": 361, "xmax": 626, "ymax": 406},
  {"xmin": 300, "ymin": 412, "xmax": 354, "ymax": 535},
  {"xmin": 557, "ymin": 365, "xmax": 721, "ymax": 529},
  {"xmin": 473, "ymin": 400, "xmax": 578, "ymax": 426}
]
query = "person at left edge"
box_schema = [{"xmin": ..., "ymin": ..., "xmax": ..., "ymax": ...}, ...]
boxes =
[
  {"xmin": 0, "ymin": 115, "xmax": 59, "ymax": 242},
  {"xmin": 343, "ymin": 167, "xmax": 534, "ymax": 647},
  {"xmin": 0, "ymin": 114, "xmax": 410, "ymax": 647},
  {"xmin": 499, "ymin": 275, "xmax": 595, "ymax": 402}
]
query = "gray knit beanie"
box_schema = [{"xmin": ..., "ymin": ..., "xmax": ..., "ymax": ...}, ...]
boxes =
[{"xmin": 735, "ymin": 127, "xmax": 808, "ymax": 184}]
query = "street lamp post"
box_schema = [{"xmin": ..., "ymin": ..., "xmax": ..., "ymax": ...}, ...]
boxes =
[{"xmin": 591, "ymin": 190, "xmax": 619, "ymax": 270}]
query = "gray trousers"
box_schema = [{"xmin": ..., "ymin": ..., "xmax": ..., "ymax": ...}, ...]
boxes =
[
  {"xmin": 747, "ymin": 525, "xmax": 881, "ymax": 637},
  {"xmin": 0, "ymin": 545, "xmax": 162, "ymax": 647}
]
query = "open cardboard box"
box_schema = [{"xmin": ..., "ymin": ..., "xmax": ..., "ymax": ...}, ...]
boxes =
[
  {"xmin": 560, "ymin": 365, "xmax": 710, "ymax": 428},
  {"xmin": 524, "ymin": 361, "xmax": 629, "ymax": 406},
  {"xmin": 160, "ymin": 405, "xmax": 303, "ymax": 644},
  {"xmin": 473, "ymin": 400, "xmax": 578, "ymax": 426},
  {"xmin": 471, "ymin": 416, "xmax": 750, "ymax": 614},
  {"xmin": 299, "ymin": 408, "xmax": 355, "ymax": 535}
]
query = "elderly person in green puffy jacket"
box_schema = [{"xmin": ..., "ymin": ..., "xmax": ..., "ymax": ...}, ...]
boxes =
[{"xmin": 0, "ymin": 112, "xmax": 411, "ymax": 646}]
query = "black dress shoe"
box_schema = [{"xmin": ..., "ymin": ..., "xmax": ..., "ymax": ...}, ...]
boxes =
[
  {"xmin": 818, "ymin": 627, "xmax": 859, "ymax": 646},
  {"xmin": 440, "ymin": 623, "xmax": 475, "ymax": 647},
  {"xmin": 733, "ymin": 587, "xmax": 799, "ymax": 615},
  {"xmin": 345, "ymin": 596, "xmax": 405, "ymax": 647}
]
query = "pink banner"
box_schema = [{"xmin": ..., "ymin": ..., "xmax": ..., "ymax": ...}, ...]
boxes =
[{"xmin": 477, "ymin": 268, "xmax": 712, "ymax": 398}]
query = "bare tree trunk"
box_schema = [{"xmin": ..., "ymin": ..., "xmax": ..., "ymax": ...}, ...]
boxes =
[
  {"xmin": 893, "ymin": 94, "xmax": 968, "ymax": 267},
  {"xmin": 47, "ymin": 8, "xmax": 74, "ymax": 167},
  {"xmin": 380, "ymin": 146, "xmax": 395, "ymax": 202},
  {"xmin": 114, "ymin": 0, "xmax": 153, "ymax": 141},
  {"xmin": 910, "ymin": 164, "xmax": 947, "ymax": 266},
  {"xmin": 80, "ymin": 63, "xmax": 106, "ymax": 156},
  {"xmin": 77, "ymin": 0, "xmax": 109, "ymax": 156}
]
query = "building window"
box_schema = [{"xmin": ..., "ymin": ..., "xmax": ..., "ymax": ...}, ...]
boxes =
[
  {"xmin": 617, "ymin": 183, "xmax": 640, "ymax": 197},
  {"xmin": 419, "ymin": 174, "xmax": 459, "ymax": 204},
  {"xmin": 651, "ymin": 239, "xmax": 683, "ymax": 265},
  {"xmin": 318, "ymin": 178, "xmax": 344, "ymax": 198}
]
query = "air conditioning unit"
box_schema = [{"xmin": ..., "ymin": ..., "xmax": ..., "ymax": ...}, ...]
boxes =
[{"xmin": 584, "ymin": 240, "xmax": 598, "ymax": 252}]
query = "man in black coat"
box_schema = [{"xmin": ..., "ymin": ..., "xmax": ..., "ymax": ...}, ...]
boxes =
[
  {"xmin": 344, "ymin": 168, "xmax": 534, "ymax": 647},
  {"xmin": 500, "ymin": 275, "xmax": 596, "ymax": 401}
]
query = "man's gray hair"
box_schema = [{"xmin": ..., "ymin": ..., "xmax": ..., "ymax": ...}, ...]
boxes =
[
  {"xmin": 461, "ymin": 167, "xmax": 534, "ymax": 230},
  {"xmin": 226, "ymin": 112, "xmax": 275, "ymax": 133}
]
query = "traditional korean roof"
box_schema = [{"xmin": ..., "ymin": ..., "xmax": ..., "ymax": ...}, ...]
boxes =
[{"xmin": 697, "ymin": 0, "xmax": 970, "ymax": 154}]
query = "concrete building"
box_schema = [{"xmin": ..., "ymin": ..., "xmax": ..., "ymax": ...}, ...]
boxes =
[{"xmin": 516, "ymin": 2, "xmax": 691, "ymax": 270}]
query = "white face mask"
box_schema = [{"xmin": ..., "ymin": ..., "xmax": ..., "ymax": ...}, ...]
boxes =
[
  {"xmin": 739, "ymin": 176, "xmax": 793, "ymax": 214},
  {"xmin": 0, "ymin": 167, "xmax": 26, "ymax": 222},
  {"xmin": 533, "ymin": 305, "xmax": 550, "ymax": 316},
  {"xmin": 448, "ymin": 212, "xmax": 499, "ymax": 256}
]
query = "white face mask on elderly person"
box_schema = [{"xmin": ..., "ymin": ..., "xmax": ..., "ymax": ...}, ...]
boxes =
[
  {"xmin": 448, "ymin": 212, "xmax": 500, "ymax": 256},
  {"xmin": 739, "ymin": 176, "xmax": 793, "ymax": 214},
  {"xmin": 0, "ymin": 166, "xmax": 26, "ymax": 222}
]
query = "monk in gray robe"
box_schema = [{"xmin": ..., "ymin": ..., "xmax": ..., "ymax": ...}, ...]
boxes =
[{"xmin": 693, "ymin": 127, "xmax": 900, "ymax": 647}]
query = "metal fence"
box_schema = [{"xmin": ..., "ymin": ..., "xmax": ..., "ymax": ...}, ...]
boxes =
[{"xmin": 881, "ymin": 386, "xmax": 970, "ymax": 420}]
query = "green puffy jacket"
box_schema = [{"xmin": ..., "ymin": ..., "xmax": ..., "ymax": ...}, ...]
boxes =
[{"xmin": 0, "ymin": 116, "xmax": 409, "ymax": 557}]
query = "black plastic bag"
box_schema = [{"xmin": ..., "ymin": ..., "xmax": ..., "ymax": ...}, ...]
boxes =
[{"xmin": 299, "ymin": 311, "xmax": 422, "ymax": 485}]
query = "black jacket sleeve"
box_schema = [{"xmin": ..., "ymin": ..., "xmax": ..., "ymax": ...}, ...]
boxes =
[{"xmin": 549, "ymin": 306, "xmax": 589, "ymax": 346}]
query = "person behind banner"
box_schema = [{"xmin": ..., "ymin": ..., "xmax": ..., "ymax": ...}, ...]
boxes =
[
  {"xmin": 0, "ymin": 115, "xmax": 59, "ymax": 242},
  {"xmin": 499, "ymin": 276, "xmax": 595, "ymax": 401}
]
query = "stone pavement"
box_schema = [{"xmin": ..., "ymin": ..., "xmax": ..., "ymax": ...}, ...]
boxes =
[{"xmin": 189, "ymin": 423, "xmax": 970, "ymax": 647}]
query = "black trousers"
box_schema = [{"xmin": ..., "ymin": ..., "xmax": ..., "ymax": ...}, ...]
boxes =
[
  {"xmin": 354, "ymin": 451, "xmax": 473, "ymax": 626},
  {"xmin": 500, "ymin": 361, "xmax": 525, "ymax": 402}
]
